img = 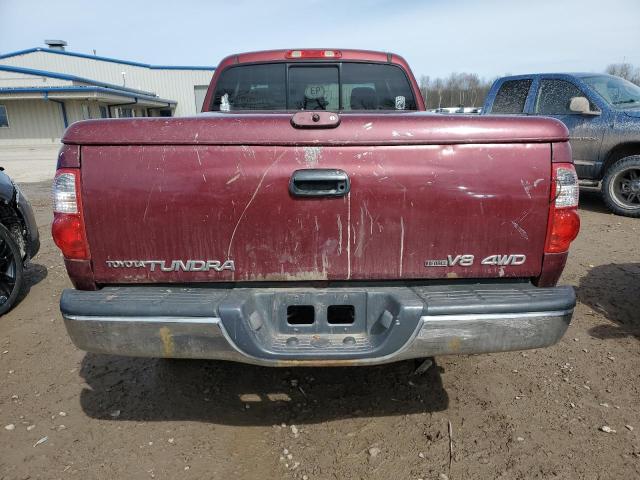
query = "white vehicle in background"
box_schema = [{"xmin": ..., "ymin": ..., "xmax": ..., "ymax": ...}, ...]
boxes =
[{"xmin": 431, "ymin": 106, "xmax": 482, "ymax": 114}]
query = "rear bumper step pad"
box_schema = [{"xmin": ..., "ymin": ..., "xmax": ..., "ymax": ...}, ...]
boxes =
[{"xmin": 60, "ymin": 283, "xmax": 575, "ymax": 366}]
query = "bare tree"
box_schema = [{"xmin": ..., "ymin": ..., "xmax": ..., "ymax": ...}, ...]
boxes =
[
  {"xmin": 419, "ymin": 75, "xmax": 430, "ymax": 104},
  {"xmin": 433, "ymin": 78, "xmax": 444, "ymax": 109},
  {"xmin": 419, "ymin": 72, "xmax": 494, "ymax": 109},
  {"xmin": 605, "ymin": 63, "xmax": 640, "ymax": 85}
]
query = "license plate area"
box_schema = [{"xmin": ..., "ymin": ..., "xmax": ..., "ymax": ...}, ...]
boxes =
[
  {"xmin": 218, "ymin": 287, "xmax": 424, "ymax": 360},
  {"xmin": 275, "ymin": 291, "xmax": 367, "ymax": 335}
]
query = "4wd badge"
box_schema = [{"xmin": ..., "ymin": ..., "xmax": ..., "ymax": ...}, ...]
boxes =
[{"xmin": 425, "ymin": 254, "xmax": 526, "ymax": 267}]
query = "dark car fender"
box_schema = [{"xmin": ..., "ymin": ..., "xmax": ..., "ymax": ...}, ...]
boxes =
[
  {"xmin": 0, "ymin": 169, "xmax": 40, "ymax": 260},
  {"xmin": 597, "ymin": 111, "xmax": 640, "ymax": 177}
]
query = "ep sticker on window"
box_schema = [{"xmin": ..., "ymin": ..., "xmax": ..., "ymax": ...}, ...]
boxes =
[
  {"xmin": 395, "ymin": 95, "xmax": 406, "ymax": 110},
  {"xmin": 305, "ymin": 85, "xmax": 326, "ymax": 99}
]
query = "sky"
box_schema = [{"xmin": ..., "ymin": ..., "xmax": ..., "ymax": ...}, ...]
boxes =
[{"xmin": 1, "ymin": 0, "xmax": 639, "ymax": 80}]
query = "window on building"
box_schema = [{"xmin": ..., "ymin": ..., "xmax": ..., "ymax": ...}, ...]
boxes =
[
  {"xmin": 535, "ymin": 79, "xmax": 596, "ymax": 115},
  {"xmin": 490, "ymin": 79, "xmax": 532, "ymax": 114},
  {"xmin": 99, "ymin": 106, "xmax": 109, "ymax": 119},
  {"xmin": 118, "ymin": 108, "xmax": 133, "ymax": 118},
  {"xmin": 81, "ymin": 104, "xmax": 91, "ymax": 120},
  {"xmin": 0, "ymin": 105, "xmax": 8, "ymax": 127},
  {"xmin": 159, "ymin": 109, "xmax": 172, "ymax": 117},
  {"xmin": 194, "ymin": 85, "xmax": 209, "ymax": 112}
]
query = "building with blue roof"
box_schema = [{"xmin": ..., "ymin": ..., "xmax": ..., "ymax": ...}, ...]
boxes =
[{"xmin": 0, "ymin": 41, "xmax": 214, "ymax": 147}]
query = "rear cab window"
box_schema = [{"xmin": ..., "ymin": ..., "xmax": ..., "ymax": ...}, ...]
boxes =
[
  {"xmin": 490, "ymin": 79, "xmax": 532, "ymax": 114},
  {"xmin": 211, "ymin": 62, "xmax": 417, "ymax": 112}
]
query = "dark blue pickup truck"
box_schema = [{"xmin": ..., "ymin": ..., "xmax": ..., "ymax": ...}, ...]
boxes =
[{"xmin": 483, "ymin": 73, "xmax": 640, "ymax": 217}]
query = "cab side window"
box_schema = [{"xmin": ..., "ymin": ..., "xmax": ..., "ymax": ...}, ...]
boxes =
[
  {"xmin": 490, "ymin": 79, "xmax": 532, "ymax": 114},
  {"xmin": 535, "ymin": 79, "xmax": 596, "ymax": 115}
]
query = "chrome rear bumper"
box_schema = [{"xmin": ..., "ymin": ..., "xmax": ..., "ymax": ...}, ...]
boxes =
[{"xmin": 61, "ymin": 283, "xmax": 574, "ymax": 367}]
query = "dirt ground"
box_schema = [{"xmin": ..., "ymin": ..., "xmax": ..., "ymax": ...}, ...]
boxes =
[
  {"xmin": 0, "ymin": 182, "xmax": 638, "ymax": 480},
  {"xmin": 0, "ymin": 146, "xmax": 60, "ymax": 183}
]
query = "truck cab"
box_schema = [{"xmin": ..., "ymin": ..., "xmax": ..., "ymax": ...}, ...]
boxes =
[{"xmin": 483, "ymin": 73, "xmax": 640, "ymax": 217}]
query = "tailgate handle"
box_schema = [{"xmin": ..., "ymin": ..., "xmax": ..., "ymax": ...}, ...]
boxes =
[
  {"xmin": 289, "ymin": 169, "xmax": 350, "ymax": 197},
  {"xmin": 291, "ymin": 111, "xmax": 340, "ymax": 129}
]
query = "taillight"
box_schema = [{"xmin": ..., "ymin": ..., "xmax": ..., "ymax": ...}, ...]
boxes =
[
  {"xmin": 544, "ymin": 163, "xmax": 580, "ymax": 253},
  {"xmin": 52, "ymin": 169, "xmax": 90, "ymax": 260},
  {"xmin": 285, "ymin": 49, "xmax": 342, "ymax": 59}
]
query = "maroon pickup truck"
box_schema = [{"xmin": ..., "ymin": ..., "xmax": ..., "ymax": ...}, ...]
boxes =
[{"xmin": 52, "ymin": 49, "xmax": 580, "ymax": 366}]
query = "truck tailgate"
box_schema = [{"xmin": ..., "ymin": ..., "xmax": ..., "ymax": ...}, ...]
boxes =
[{"xmin": 75, "ymin": 114, "xmax": 558, "ymax": 284}]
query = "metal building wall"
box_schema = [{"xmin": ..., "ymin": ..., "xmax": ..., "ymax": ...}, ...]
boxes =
[
  {"xmin": 0, "ymin": 51, "xmax": 214, "ymax": 116},
  {"xmin": 0, "ymin": 69, "xmax": 71, "ymax": 88},
  {"xmin": 0, "ymin": 99, "xmax": 64, "ymax": 145}
]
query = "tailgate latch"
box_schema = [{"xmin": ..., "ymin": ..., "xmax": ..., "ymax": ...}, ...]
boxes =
[{"xmin": 291, "ymin": 111, "xmax": 340, "ymax": 129}]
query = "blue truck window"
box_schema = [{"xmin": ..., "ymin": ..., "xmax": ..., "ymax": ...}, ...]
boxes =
[
  {"xmin": 582, "ymin": 75, "xmax": 640, "ymax": 108},
  {"xmin": 491, "ymin": 79, "xmax": 532, "ymax": 114},
  {"xmin": 535, "ymin": 79, "xmax": 593, "ymax": 115}
]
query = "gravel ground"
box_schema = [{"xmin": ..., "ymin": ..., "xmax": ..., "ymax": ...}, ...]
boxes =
[
  {"xmin": 0, "ymin": 182, "xmax": 638, "ymax": 480},
  {"xmin": 0, "ymin": 145, "xmax": 60, "ymax": 183}
]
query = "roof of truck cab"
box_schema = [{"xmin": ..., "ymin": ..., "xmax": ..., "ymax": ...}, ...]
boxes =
[
  {"xmin": 496, "ymin": 73, "xmax": 610, "ymax": 81},
  {"xmin": 220, "ymin": 49, "xmax": 410, "ymax": 69}
]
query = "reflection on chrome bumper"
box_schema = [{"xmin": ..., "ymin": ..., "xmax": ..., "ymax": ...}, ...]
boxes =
[{"xmin": 62, "ymin": 309, "xmax": 573, "ymax": 367}]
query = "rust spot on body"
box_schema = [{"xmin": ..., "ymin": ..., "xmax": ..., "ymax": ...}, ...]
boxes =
[
  {"xmin": 448, "ymin": 337, "xmax": 461, "ymax": 352},
  {"xmin": 244, "ymin": 271, "xmax": 329, "ymax": 281},
  {"xmin": 159, "ymin": 327, "xmax": 174, "ymax": 357}
]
